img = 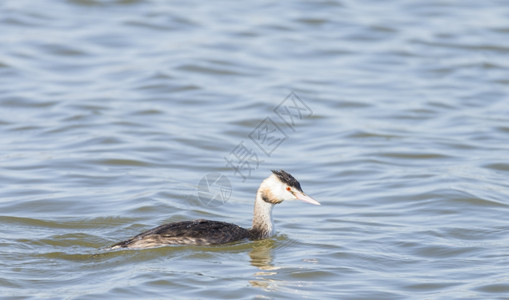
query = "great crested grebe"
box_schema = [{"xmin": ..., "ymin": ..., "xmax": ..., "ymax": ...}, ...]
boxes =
[{"xmin": 108, "ymin": 170, "xmax": 320, "ymax": 249}]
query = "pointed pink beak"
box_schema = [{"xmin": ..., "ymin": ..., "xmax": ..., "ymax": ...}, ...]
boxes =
[{"xmin": 294, "ymin": 191, "xmax": 320, "ymax": 205}]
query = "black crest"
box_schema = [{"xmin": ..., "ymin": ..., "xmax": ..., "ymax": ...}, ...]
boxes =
[{"xmin": 271, "ymin": 170, "xmax": 303, "ymax": 192}]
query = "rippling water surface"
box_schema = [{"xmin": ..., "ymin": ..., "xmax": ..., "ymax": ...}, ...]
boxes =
[{"xmin": 1, "ymin": 0, "xmax": 509, "ymax": 299}]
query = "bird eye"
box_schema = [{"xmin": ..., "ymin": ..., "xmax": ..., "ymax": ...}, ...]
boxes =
[{"xmin": 286, "ymin": 187, "xmax": 291, "ymax": 191}]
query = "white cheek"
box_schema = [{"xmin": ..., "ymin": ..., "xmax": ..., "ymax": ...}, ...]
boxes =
[
  {"xmin": 273, "ymin": 186, "xmax": 289, "ymax": 200},
  {"xmin": 274, "ymin": 188, "xmax": 286, "ymax": 199},
  {"xmin": 278, "ymin": 188, "xmax": 295, "ymax": 201},
  {"xmin": 286, "ymin": 190, "xmax": 297, "ymax": 200}
]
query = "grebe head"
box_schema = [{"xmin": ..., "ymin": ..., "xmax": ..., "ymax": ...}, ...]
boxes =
[
  {"xmin": 251, "ymin": 170, "xmax": 320, "ymax": 239},
  {"xmin": 262, "ymin": 170, "xmax": 320, "ymax": 205}
]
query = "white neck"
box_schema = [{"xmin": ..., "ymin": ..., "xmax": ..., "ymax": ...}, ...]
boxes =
[{"xmin": 251, "ymin": 189, "xmax": 275, "ymax": 239}]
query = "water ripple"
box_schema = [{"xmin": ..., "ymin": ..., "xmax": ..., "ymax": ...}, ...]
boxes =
[{"xmin": 2, "ymin": 0, "xmax": 509, "ymax": 298}]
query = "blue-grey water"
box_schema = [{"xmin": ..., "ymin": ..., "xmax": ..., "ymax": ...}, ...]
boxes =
[{"xmin": 1, "ymin": 0, "xmax": 509, "ymax": 299}]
